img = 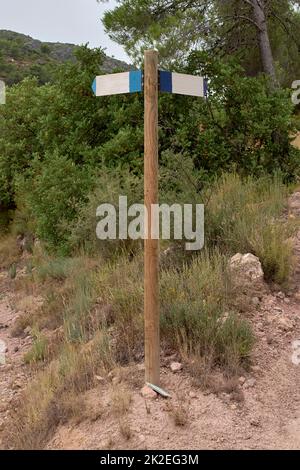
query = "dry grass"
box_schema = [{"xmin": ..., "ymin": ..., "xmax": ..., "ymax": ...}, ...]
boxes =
[
  {"xmin": 111, "ymin": 385, "xmax": 132, "ymax": 416},
  {"xmin": 160, "ymin": 251, "xmax": 254, "ymax": 371},
  {"xmin": 205, "ymin": 174, "xmax": 295, "ymax": 287},
  {"xmin": 94, "ymin": 255, "xmax": 144, "ymax": 363},
  {"xmin": 119, "ymin": 419, "xmax": 132, "ymax": 440},
  {"xmin": 24, "ymin": 329, "xmax": 49, "ymax": 364},
  {"xmin": 0, "ymin": 234, "xmax": 20, "ymax": 269},
  {"xmin": 170, "ymin": 398, "xmax": 189, "ymax": 427},
  {"xmin": 3, "ymin": 330, "xmax": 114, "ymax": 449},
  {"xmin": 2, "ymin": 173, "xmax": 295, "ymax": 449},
  {"xmin": 11, "ymin": 312, "xmax": 32, "ymax": 337}
]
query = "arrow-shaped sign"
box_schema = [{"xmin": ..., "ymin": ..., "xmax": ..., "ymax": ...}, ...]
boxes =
[
  {"xmin": 159, "ymin": 71, "xmax": 207, "ymax": 97},
  {"xmin": 92, "ymin": 70, "xmax": 143, "ymax": 96}
]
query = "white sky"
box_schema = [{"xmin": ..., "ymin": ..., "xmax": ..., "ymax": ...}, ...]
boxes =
[{"xmin": 0, "ymin": 0, "xmax": 129, "ymax": 61}]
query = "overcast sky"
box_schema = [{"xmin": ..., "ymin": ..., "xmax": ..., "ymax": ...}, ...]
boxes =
[{"xmin": 0, "ymin": 0, "xmax": 129, "ymax": 61}]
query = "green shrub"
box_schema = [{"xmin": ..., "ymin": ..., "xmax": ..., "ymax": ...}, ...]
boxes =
[
  {"xmin": 15, "ymin": 152, "xmax": 94, "ymax": 253},
  {"xmin": 69, "ymin": 166, "xmax": 143, "ymax": 257},
  {"xmin": 24, "ymin": 329, "xmax": 49, "ymax": 364},
  {"xmin": 203, "ymin": 173, "xmax": 293, "ymax": 286},
  {"xmin": 8, "ymin": 262, "xmax": 17, "ymax": 279},
  {"xmin": 161, "ymin": 251, "xmax": 254, "ymax": 370},
  {"xmin": 36, "ymin": 257, "xmax": 79, "ymax": 282}
]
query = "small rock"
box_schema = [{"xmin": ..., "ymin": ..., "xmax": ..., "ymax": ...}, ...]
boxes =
[
  {"xmin": 239, "ymin": 376, "xmax": 246, "ymax": 385},
  {"xmin": 244, "ymin": 378, "xmax": 256, "ymax": 389},
  {"xmin": 24, "ymin": 326, "xmax": 31, "ymax": 336},
  {"xmin": 273, "ymin": 307, "xmax": 283, "ymax": 314},
  {"xmin": 251, "ymin": 297, "xmax": 260, "ymax": 307},
  {"xmin": 141, "ymin": 385, "xmax": 157, "ymax": 399},
  {"xmin": 222, "ymin": 393, "xmax": 231, "ymax": 403},
  {"xmin": 276, "ymin": 292, "xmax": 285, "ymax": 300},
  {"xmin": 170, "ymin": 362, "xmax": 182, "ymax": 373},
  {"xmin": 189, "ymin": 391, "xmax": 197, "ymax": 399},
  {"xmin": 0, "ymin": 364, "xmax": 12, "ymax": 372},
  {"xmin": 112, "ymin": 376, "xmax": 121, "ymax": 386},
  {"xmin": 11, "ymin": 381, "xmax": 22, "ymax": 390},
  {"xmin": 229, "ymin": 253, "xmax": 264, "ymax": 282},
  {"xmin": 137, "ymin": 363, "xmax": 145, "ymax": 371},
  {"xmin": 95, "ymin": 375, "xmax": 105, "ymax": 383},
  {"xmin": 284, "ymin": 298, "xmax": 290, "ymax": 304},
  {"xmin": 250, "ymin": 418, "xmax": 260, "ymax": 427},
  {"xmin": 230, "ymin": 404, "xmax": 237, "ymax": 410},
  {"xmin": 266, "ymin": 334, "xmax": 273, "ymax": 345},
  {"xmin": 278, "ymin": 317, "xmax": 292, "ymax": 332},
  {"xmin": 251, "ymin": 365, "xmax": 261, "ymax": 373}
]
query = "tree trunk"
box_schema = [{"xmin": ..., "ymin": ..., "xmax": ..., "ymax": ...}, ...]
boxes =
[{"xmin": 251, "ymin": 0, "xmax": 277, "ymax": 87}]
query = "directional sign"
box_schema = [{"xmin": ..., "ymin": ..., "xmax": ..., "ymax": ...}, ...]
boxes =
[
  {"xmin": 92, "ymin": 54, "xmax": 208, "ymax": 388},
  {"xmin": 159, "ymin": 71, "xmax": 207, "ymax": 97},
  {"xmin": 92, "ymin": 70, "xmax": 142, "ymax": 97}
]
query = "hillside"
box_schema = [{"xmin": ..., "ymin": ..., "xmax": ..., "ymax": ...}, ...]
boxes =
[
  {"xmin": 1, "ymin": 183, "xmax": 300, "ymax": 450},
  {"xmin": 0, "ymin": 30, "xmax": 130, "ymax": 85}
]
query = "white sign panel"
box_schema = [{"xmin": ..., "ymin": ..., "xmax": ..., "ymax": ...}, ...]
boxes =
[
  {"xmin": 92, "ymin": 71, "xmax": 142, "ymax": 97},
  {"xmin": 172, "ymin": 72, "xmax": 205, "ymax": 97},
  {"xmin": 159, "ymin": 71, "xmax": 207, "ymax": 97}
]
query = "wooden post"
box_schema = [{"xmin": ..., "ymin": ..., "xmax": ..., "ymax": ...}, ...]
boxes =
[{"xmin": 144, "ymin": 50, "xmax": 160, "ymax": 386}]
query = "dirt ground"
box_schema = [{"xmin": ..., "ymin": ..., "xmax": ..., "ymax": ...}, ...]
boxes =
[{"xmin": 1, "ymin": 192, "xmax": 300, "ymax": 450}]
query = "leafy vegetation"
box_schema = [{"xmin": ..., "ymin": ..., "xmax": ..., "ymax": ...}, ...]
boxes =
[{"xmin": 0, "ymin": 43, "xmax": 298, "ymax": 255}]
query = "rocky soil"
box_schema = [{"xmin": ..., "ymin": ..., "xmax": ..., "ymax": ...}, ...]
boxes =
[
  {"xmin": 1, "ymin": 191, "xmax": 300, "ymax": 449},
  {"xmin": 0, "ymin": 276, "xmax": 32, "ymax": 443}
]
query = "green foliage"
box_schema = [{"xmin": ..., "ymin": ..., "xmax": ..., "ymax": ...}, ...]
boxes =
[
  {"xmin": 69, "ymin": 166, "xmax": 143, "ymax": 256},
  {"xmin": 0, "ymin": 43, "xmax": 299, "ymax": 255},
  {"xmin": 183, "ymin": 53, "xmax": 299, "ymax": 179},
  {"xmin": 36, "ymin": 257, "xmax": 79, "ymax": 282},
  {"xmin": 100, "ymin": 0, "xmax": 300, "ymax": 86},
  {"xmin": 15, "ymin": 152, "xmax": 94, "ymax": 252},
  {"xmin": 24, "ymin": 329, "xmax": 49, "ymax": 364},
  {"xmin": 8, "ymin": 262, "xmax": 17, "ymax": 279}
]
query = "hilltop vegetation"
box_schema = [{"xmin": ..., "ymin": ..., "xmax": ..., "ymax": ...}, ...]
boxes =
[{"xmin": 0, "ymin": 30, "xmax": 130, "ymax": 85}]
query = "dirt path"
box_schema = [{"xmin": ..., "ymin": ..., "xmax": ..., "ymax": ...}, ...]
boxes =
[
  {"xmin": 46, "ymin": 313, "xmax": 300, "ymax": 450},
  {"xmin": 0, "ymin": 274, "xmax": 32, "ymax": 447}
]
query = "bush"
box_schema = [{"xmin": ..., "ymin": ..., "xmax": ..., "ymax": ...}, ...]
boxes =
[
  {"xmin": 24, "ymin": 329, "xmax": 49, "ymax": 364},
  {"xmin": 15, "ymin": 152, "xmax": 94, "ymax": 253},
  {"xmin": 204, "ymin": 173, "xmax": 294, "ymax": 286},
  {"xmin": 69, "ymin": 166, "xmax": 143, "ymax": 257},
  {"xmin": 160, "ymin": 251, "xmax": 254, "ymax": 370},
  {"xmin": 94, "ymin": 255, "xmax": 144, "ymax": 362}
]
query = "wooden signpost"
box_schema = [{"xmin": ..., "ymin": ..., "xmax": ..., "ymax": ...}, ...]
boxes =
[{"xmin": 92, "ymin": 50, "xmax": 207, "ymax": 387}]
